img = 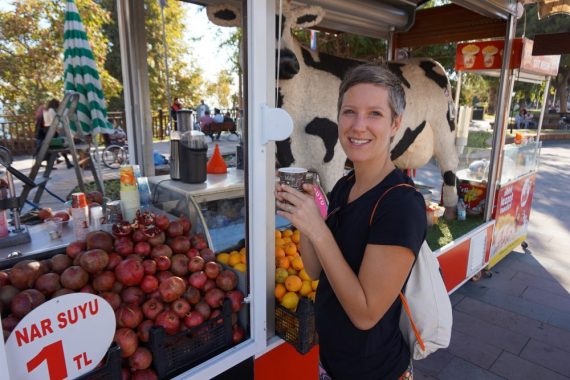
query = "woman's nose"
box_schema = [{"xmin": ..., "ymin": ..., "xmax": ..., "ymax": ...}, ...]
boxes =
[{"xmin": 351, "ymin": 114, "xmax": 367, "ymax": 131}]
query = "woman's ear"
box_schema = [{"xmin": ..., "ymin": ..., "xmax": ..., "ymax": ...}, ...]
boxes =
[{"xmin": 391, "ymin": 115, "xmax": 402, "ymax": 137}]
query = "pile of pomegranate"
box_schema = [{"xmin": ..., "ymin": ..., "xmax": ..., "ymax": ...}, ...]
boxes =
[{"xmin": 0, "ymin": 210, "xmax": 245, "ymax": 380}]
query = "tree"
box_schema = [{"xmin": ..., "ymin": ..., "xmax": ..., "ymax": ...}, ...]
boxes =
[
  {"xmin": 0, "ymin": 0, "xmax": 120, "ymax": 115},
  {"xmin": 211, "ymin": 69, "xmax": 233, "ymax": 108}
]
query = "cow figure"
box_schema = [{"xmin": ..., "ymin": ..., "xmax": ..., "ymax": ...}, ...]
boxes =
[{"xmin": 207, "ymin": 3, "xmax": 459, "ymax": 214}]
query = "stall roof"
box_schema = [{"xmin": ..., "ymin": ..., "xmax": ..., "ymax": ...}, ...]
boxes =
[{"xmin": 187, "ymin": 0, "xmax": 517, "ymax": 40}]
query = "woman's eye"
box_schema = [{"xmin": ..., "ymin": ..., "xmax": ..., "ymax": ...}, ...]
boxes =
[
  {"xmin": 342, "ymin": 109, "xmax": 354, "ymax": 115},
  {"xmin": 370, "ymin": 111, "xmax": 382, "ymax": 117}
]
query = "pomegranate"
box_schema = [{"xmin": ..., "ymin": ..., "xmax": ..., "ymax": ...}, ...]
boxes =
[
  {"xmin": 114, "ymin": 236, "xmax": 134, "ymax": 256},
  {"xmin": 134, "ymin": 242, "xmax": 152, "ymax": 257},
  {"xmin": 199, "ymin": 248, "xmax": 216, "ymax": 263},
  {"xmin": 232, "ymin": 324, "xmax": 245, "ymax": 344},
  {"xmin": 66, "ymin": 240, "xmax": 86, "ymax": 259},
  {"xmin": 106, "ymin": 253, "xmax": 122, "ymax": 270},
  {"xmin": 92, "ymin": 271, "xmax": 116, "ymax": 292},
  {"xmin": 169, "ymin": 236, "xmax": 191, "ymax": 255},
  {"xmin": 0, "ymin": 271, "xmax": 9, "ymax": 286},
  {"xmin": 53, "ymin": 211, "xmax": 70, "ymax": 222},
  {"xmin": 203, "ymin": 279, "xmax": 216, "ymax": 293},
  {"xmin": 10, "ymin": 291, "xmax": 34, "ymax": 318},
  {"xmin": 155, "ymin": 310, "xmax": 180, "ymax": 335},
  {"xmin": 142, "ymin": 260, "xmax": 157, "ymax": 275},
  {"xmin": 49, "ymin": 254, "xmax": 72, "ymax": 274},
  {"xmin": 226, "ymin": 290, "xmax": 245, "ymax": 312},
  {"xmin": 112, "ymin": 221, "xmax": 133, "ymax": 237},
  {"xmin": 186, "ymin": 248, "xmax": 199, "ymax": 258},
  {"xmin": 100, "ymin": 292, "xmax": 121, "ymax": 310},
  {"xmin": 204, "ymin": 288, "xmax": 225, "ymax": 309},
  {"xmin": 142, "ymin": 298, "xmax": 164, "ymax": 320},
  {"xmin": 9, "ymin": 260, "xmax": 43, "ymax": 289},
  {"xmin": 170, "ymin": 254, "xmax": 190, "ymax": 276},
  {"xmin": 80, "ymin": 284, "xmax": 96, "ymax": 294},
  {"xmin": 143, "ymin": 226, "xmax": 163, "ymax": 243},
  {"xmin": 137, "ymin": 319, "xmax": 154, "ymax": 342},
  {"xmin": 191, "ymin": 234, "xmax": 208, "ymax": 250},
  {"xmin": 140, "ymin": 275, "xmax": 159, "ymax": 294},
  {"xmin": 159, "ymin": 276, "xmax": 186, "ymax": 303},
  {"xmin": 52, "ymin": 288, "xmax": 75, "ymax": 298},
  {"xmin": 87, "ymin": 190, "xmax": 104, "ymax": 205},
  {"xmin": 194, "ymin": 301, "xmax": 211, "ymax": 320},
  {"xmin": 146, "ymin": 231, "xmax": 166, "ymax": 247},
  {"xmin": 61, "ymin": 266, "xmax": 89, "ymax": 290},
  {"xmin": 155, "ymin": 256, "xmax": 171, "ymax": 271},
  {"xmin": 114, "ymin": 327, "xmax": 138, "ymax": 357},
  {"xmin": 79, "ymin": 249, "xmax": 109, "ymax": 273},
  {"xmin": 131, "ymin": 369, "xmax": 158, "ymax": 380},
  {"xmin": 204, "ymin": 261, "xmax": 222, "ymax": 279},
  {"xmin": 73, "ymin": 251, "xmax": 84, "ymax": 266},
  {"xmin": 121, "ymin": 367, "xmax": 130, "ymax": 380},
  {"xmin": 2, "ymin": 314, "xmax": 20, "ymax": 332},
  {"xmin": 171, "ymin": 298, "xmax": 191, "ymax": 318},
  {"xmin": 86, "ymin": 230, "xmax": 114, "ymax": 253},
  {"xmin": 216, "ymin": 269, "xmax": 238, "ymax": 291},
  {"xmin": 188, "ymin": 256, "xmax": 205, "ymax": 273},
  {"xmin": 156, "ymin": 271, "xmax": 173, "ymax": 284},
  {"xmin": 129, "ymin": 346, "xmax": 153, "ymax": 370},
  {"xmin": 115, "ymin": 258, "xmax": 144, "ymax": 286},
  {"xmin": 154, "ymin": 214, "xmax": 170, "ymax": 231},
  {"xmin": 112, "ymin": 281, "xmax": 124, "ymax": 294},
  {"xmin": 183, "ymin": 286, "xmax": 201, "ymax": 305},
  {"xmin": 116, "ymin": 304, "xmax": 143, "ymax": 328},
  {"xmin": 132, "ymin": 229, "xmax": 148, "ymax": 243},
  {"xmin": 188, "ymin": 271, "xmax": 207, "ymax": 290},
  {"xmin": 136, "ymin": 210, "xmax": 155, "ymax": 226},
  {"xmin": 0, "ymin": 285, "xmax": 18, "ymax": 307},
  {"xmin": 34, "ymin": 273, "xmax": 61, "ymax": 296},
  {"xmin": 150, "ymin": 244, "xmax": 172, "ymax": 259},
  {"xmin": 183, "ymin": 311, "xmax": 204, "ymax": 329},
  {"xmin": 121, "ymin": 287, "xmax": 145, "ymax": 305},
  {"xmin": 178, "ymin": 217, "xmax": 192, "ymax": 234},
  {"xmin": 166, "ymin": 221, "xmax": 184, "ymax": 238},
  {"xmin": 37, "ymin": 208, "xmax": 53, "ymax": 221}
]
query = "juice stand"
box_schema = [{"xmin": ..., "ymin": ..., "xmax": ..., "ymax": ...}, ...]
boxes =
[{"xmin": 0, "ymin": 1, "xmax": 560, "ymax": 379}]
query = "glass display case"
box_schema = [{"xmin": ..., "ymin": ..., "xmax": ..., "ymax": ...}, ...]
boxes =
[{"xmin": 499, "ymin": 141, "xmax": 541, "ymax": 185}]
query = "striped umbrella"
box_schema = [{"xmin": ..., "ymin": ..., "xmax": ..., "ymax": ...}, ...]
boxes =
[{"xmin": 63, "ymin": 0, "xmax": 112, "ymax": 135}]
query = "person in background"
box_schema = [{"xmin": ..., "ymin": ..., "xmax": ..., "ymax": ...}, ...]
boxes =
[
  {"xmin": 276, "ymin": 64, "xmax": 426, "ymax": 380},
  {"xmin": 213, "ymin": 108, "xmax": 224, "ymax": 123},
  {"xmin": 515, "ymin": 108, "xmax": 533, "ymax": 129},
  {"xmin": 196, "ymin": 100, "xmax": 210, "ymax": 118},
  {"xmin": 199, "ymin": 109, "xmax": 214, "ymax": 137},
  {"xmin": 223, "ymin": 111, "xmax": 234, "ymax": 123},
  {"xmin": 43, "ymin": 98, "xmax": 73, "ymax": 169},
  {"xmin": 170, "ymin": 97, "xmax": 182, "ymax": 129},
  {"xmin": 34, "ymin": 102, "xmax": 46, "ymax": 159}
]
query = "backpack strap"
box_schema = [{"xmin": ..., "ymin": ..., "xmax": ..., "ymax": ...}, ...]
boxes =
[{"xmin": 368, "ymin": 183, "xmax": 426, "ymax": 353}]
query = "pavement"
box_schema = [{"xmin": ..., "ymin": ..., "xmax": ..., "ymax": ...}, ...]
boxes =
[{"xmin": 5, "ymin": 131, "xmax": 570, "ymax": 379}]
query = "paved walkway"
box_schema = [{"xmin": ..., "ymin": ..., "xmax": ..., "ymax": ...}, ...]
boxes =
[{"xmin": 7, "ymin": 135, "xmax": 570, "ymax": 379}]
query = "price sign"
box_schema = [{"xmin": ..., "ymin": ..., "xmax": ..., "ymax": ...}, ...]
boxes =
[{"xmin": 6, "ymin": 293, "xmax": 115, "ymax": 380}]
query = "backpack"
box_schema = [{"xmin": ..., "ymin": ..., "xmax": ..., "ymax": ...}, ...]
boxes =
[{"xmin": 370, "ymin": 183, "xmax": 452, "ymax": 360}]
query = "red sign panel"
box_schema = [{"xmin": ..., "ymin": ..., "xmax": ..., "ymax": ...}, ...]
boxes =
[{"xmin": 490, "ymin": 174, "xmax": 536, "ymax": 258}]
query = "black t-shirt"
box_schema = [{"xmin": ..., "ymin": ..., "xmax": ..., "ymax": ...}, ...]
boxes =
[{"xmin": 315, "ymin": 169, "xmax": 427, "ymax": 380}]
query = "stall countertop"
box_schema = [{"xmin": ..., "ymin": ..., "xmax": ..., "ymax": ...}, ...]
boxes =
[
  {"xmin": 149, "ymin": 168, "xmax": 245, "ymax": 202},
  {"xmin": 0, "ymin": 221, "xmax": 77, "ymax": 261}
]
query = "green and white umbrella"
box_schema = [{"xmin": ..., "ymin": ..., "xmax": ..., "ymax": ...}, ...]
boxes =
[{"xmin": 63, "ymin": 0, "xmax": 112, "ymax": 135}]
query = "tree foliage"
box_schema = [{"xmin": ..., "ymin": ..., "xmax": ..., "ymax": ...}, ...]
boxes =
[{"xmin": 0, "ymin": 0, "xmax": 120, "ymax": 115}]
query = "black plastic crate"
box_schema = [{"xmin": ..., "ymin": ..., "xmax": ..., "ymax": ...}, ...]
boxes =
[
  {"xmin": 275, "ymin": 297, "xmax": 317, "ymax": 354},
  {"xmin": 148, "ymin": 299, "xmax": 233, "ymax": 380},
  {"xmin": 76, "ymin": 344, "xmax": 122, "ymax": 380}
]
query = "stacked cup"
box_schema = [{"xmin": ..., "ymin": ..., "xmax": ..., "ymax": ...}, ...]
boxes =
[{"xmin": 119, "ymin": 165, "xmax": 140, "ymax": 222}]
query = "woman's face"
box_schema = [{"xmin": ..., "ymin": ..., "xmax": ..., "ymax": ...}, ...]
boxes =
[{"xmin": 338, "ymin": 83, "xmax": 401, "ymax": 165}]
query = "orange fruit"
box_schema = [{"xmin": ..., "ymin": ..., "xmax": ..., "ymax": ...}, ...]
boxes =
[
  {"xmin": 275, "ymin": 238, "xmax": 286, "ymax": 247},
  {"xmin": 299, "ymin": 280, "xmax": 312, "ymax": 296},
  {"xmin": 228, "ymin": 252, "xmax": 242, "ymax": 267},
  {"xmin": 282, "ymin": 229, "xmax": 293, "ymax": 238},
  {"xmin": 275, "ymin": 283, "xmax": 287, "ymax": 301},
  {"xmin": 277, "ymin": 257, "xmax": 290, "ymax": 270},
  {"xmin": 299, "ymin": 269, "xmax": 311, "ymax": 281},
  {"xmin": 275, "ymin": 268, "xmax": 289, "ymax": 284},
  {"xmin": 216, "ymin": 253, "xmax": 230, "ymax": 265},
  {"xmin": 291, "ymin": 231, "xmax": 301, "ymax": 243},
  {"xmin": 240, "ymin": 253, "xmax": 247, "ymax": 264},
  {"xmin": 275, "ymin": 247, "xmax": 286, "ymax": 258},
  {"xmin": 291, "ymin": 256, "xmax": 304, "ymax": 271},
  {"xmin": 285, "ymin": 275, "xmax": 303, "ymax": 292},
  {"xmin": 281, "ymin": 292, "xmax": 299, "ymax": 311},
  {"xmin": 275, "ymin": 230, "xmax": 282, "ymax": 239},
  {"xmin": 284, "ymin": 243, "xmax": 298, "ymax": 256},
  {"xmin": 239, "ymin": 247, "xmax": 246, "ymax": 256},
  {"xmin": 233, "ymin": 263, "xmax": 246, "ymax": 272},
  {"xmin": 287, "ymin": 267, "xmax": 298, "ymax": 276}
]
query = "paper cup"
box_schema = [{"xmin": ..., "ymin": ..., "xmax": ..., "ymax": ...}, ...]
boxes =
[{"xmin": 278, "ymin": 167, "xmax": 308, "ymax": 192}]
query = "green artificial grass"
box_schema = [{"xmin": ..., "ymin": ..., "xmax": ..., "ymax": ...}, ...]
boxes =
[
  {"xmin": 467, "ymin": 131, "xmax": 492, "ymax": 148},
  {"xmin": 426, "ymin": 215, "xmax": 484, "ymax": 251},
  {"xmin": 69, "ymin": 179, "xmax": 120, "ymax": 201}
]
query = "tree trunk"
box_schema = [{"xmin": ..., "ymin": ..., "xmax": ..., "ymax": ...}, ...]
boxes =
[
  {"xmin": 554, "ymin": 68, "xmax": 570, "ymax": 113},
  {"xmin": 487, "ymin": 86, "xmax": 497, "ymax": 115}
]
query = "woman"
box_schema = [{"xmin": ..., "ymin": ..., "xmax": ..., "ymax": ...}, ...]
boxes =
[
  {"xmin": 43, "ymin": 98, "xmax": 73, "ymax": 169},
  {"xmin": 276, "ymin": 64, "xmax": 426, "ymax": 379}
]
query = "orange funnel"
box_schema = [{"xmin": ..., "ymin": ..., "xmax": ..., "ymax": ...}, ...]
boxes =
[{"xmin": 207, "ymin": 144, "xmax": 228, "ymax": 174}]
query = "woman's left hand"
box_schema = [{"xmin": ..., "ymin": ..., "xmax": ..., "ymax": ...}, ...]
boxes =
[{"xmin": 276, "ymin": 183, "xmax": 325, "ymax": 240}]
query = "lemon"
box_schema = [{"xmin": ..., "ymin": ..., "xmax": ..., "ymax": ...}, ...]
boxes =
[
  {"xmin": 311, "ymin": 280, "xmax": 319, "ymax": 291},
  {"xmin": 216, "ymin": 253, "xmax": 230, "ymax": 265},
  {"xmin": 299, "ymin": 280, "xmax": 312, "ymax": 296},
  {"xmin": 299, "ymin": 269, "xmax": 311, "ymax": 281},
  {"xmin": 228, "ymin": 252, "xmax": 241, "ymax": 267},
  {"xmin": 275, "ymin": 268, "xmax": 289, "ymax": 284},
  {"xmin": 287, "ymin": 268, "xmax": 298, "ymax": 276},
  {"xmin": 233, "ymin": 263, "xmax": 246, "ymax": 272},
  {"xmin": 307, "ymin": 291, "xmax": 316, "ymax": 302},
  {"xmin": 281, "ymin": 292, "xmax": 299, "ymax": 311}
]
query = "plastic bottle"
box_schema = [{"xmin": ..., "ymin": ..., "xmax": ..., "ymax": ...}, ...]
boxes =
[{"xmin": 457, "ymin": 199, "xmax": 466, "ymax": 221}]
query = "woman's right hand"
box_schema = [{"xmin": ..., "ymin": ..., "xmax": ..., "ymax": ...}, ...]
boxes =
[{"xmin": 275, "ymin": 183, "xmax": 326, "ymax": 241}]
